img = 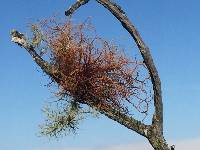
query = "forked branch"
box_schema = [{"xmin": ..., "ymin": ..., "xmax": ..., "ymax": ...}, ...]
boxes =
[{"xmin": 64, "ymin": 0, "xmax": 163, "ymax": 132}]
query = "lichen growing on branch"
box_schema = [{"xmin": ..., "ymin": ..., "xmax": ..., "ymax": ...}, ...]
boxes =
[{"xmin": 31, "ymin": 18, "xmax": 152, "ymax": 137}]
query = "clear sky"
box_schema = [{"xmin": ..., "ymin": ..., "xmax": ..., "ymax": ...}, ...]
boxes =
[{"xmin": 1, "ymin": 0, "xmax": 200, "ymax": 150}]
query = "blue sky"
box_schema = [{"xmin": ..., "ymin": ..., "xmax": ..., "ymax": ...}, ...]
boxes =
[{"xmin": 1, "ymin": 0, "xmax": 200, "ymax": 150}]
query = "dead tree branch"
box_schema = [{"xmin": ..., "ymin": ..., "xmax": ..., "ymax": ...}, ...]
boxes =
[{"xmin": 11, "ymin": 0, "xmax": 170, "ymax": 149}]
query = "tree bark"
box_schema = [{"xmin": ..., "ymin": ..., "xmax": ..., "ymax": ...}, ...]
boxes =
[
  {"xmin": 148, "ymin": 135, "xmax": 170, "ymax": 150},
  {"xmin": 147, "ymin": 125, "xmax": 170, "ymax": 150}
]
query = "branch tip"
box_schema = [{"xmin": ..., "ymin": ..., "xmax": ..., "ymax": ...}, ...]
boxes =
[{"xmin": 65, "ymin": 0, "xmax": 90, "ymax": 16}]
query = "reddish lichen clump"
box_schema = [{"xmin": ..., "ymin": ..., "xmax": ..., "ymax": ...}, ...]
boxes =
[{"xmin": 40, "ymin": 19, "xmax": 150, "ymax": 114}]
